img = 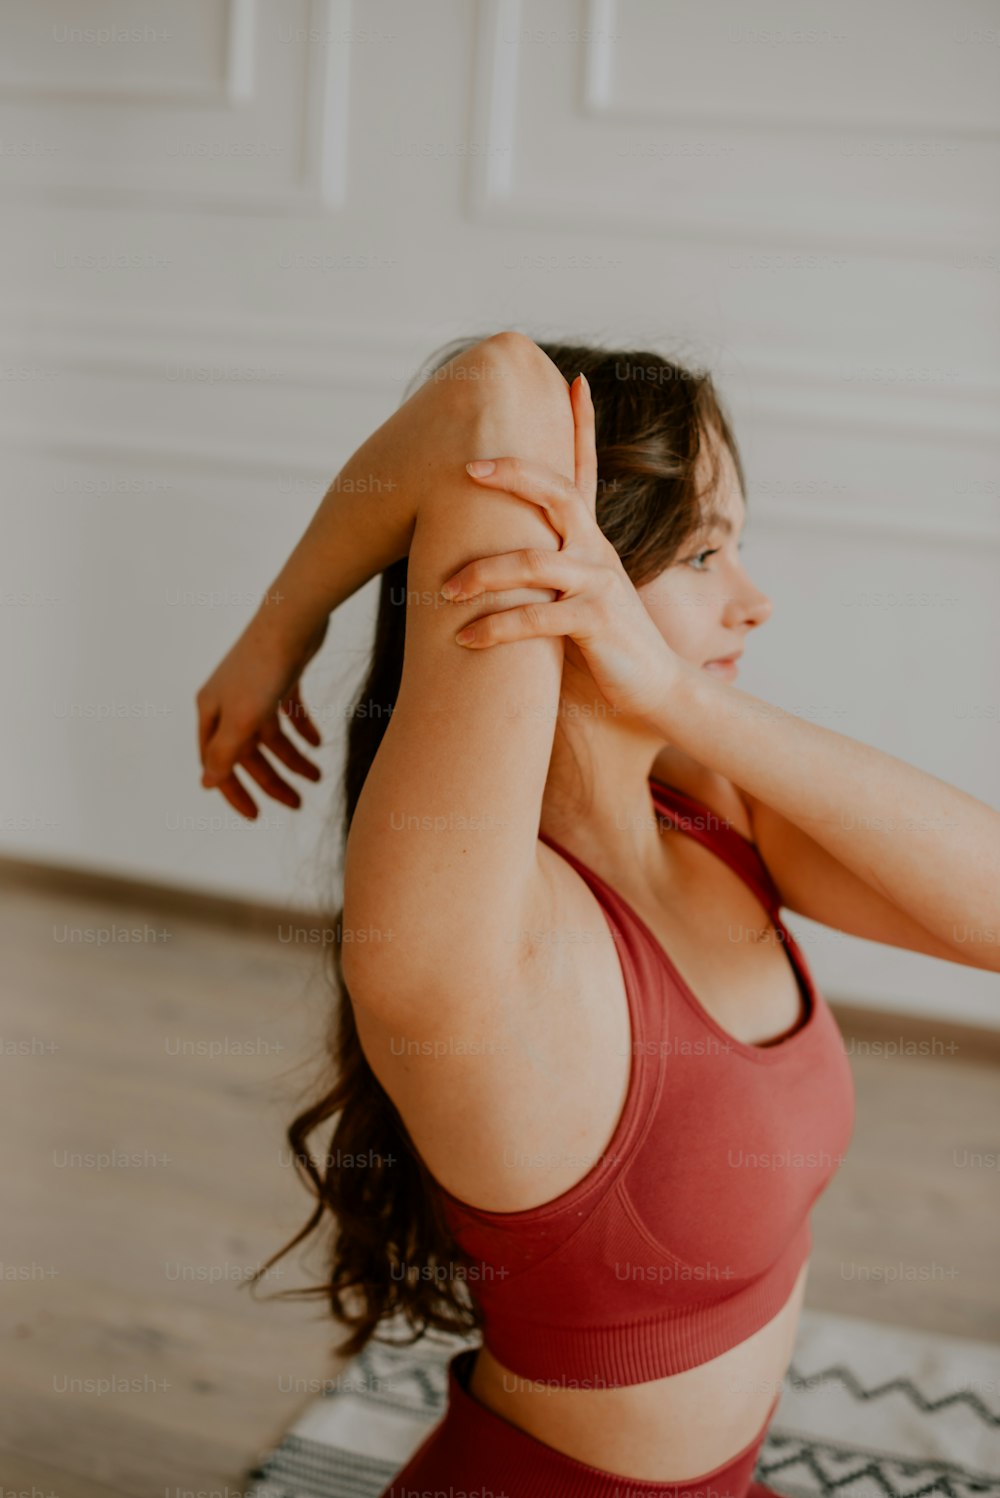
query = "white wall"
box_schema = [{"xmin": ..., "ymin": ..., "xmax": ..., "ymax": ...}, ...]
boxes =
[{"xmin": 1, "ymin": 0, "xmax": 998, "ymax": 1024}]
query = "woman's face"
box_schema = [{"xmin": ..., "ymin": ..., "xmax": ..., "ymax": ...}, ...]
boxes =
[{"xmin": 636, "ymin": 433, "xmax": 773, "ymax": 683}]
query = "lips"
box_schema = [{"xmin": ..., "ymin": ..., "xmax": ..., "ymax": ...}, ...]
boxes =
[{"xmin": 702, "ymin": 653, "xmax": 742, "ymax": 678}]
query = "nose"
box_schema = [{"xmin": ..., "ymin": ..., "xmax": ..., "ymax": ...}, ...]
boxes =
[{"xmin": 725, "ymin": 571, "xmax": 773, "ymax": 633}]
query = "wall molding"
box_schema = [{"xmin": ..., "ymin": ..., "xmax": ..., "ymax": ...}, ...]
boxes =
[
  {"xmin": 2, "ymin": 304, "xmax": 998, "ymax": 542},
  {"xmin": 225, "ymin": 0, "xmax": 257, "ymax": 104},
  {"xmin": 583, "ymin": 0, "xmax": 1000, "ymax": 138},
  {"xmin": 5, "ymin": 302, "xmax": 998, "ymax": 441},
  {"xmin": 468, "ymin": 0, "xmax": 1000, "ymax": 261},
  {"xmin": 0, "ymin": 0, "xmax": 350, "ymax": 211},
  {"xmin": 0, "ymin": 0, "xmax": 256, "ymax": 107},
  {"xmin": 0, "ymin": 304, "xmax": 431, "ymax": 390}
]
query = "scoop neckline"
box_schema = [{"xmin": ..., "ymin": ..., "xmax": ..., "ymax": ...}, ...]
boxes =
[
  {"xmin": 537, "ymin": 777, "xmax": 818, "ymax": 1065},
  {"xmin": 430, "ymin": 781, "xmax": 812, "ymax": 1222}
]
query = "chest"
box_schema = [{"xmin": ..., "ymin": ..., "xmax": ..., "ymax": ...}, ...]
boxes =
[{"xmin": 604, "ymin": 825, "xmax": 809, "ymax": 1050}]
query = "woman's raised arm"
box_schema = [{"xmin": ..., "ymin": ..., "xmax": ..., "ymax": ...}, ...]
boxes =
[
  {"xmin": 195, "ymin": 336, "xmax": 521, "ymax": 816},
  {"xmin": 258, "ymin": 340, "xmax": 511, "ymax": 643},
  {"xmin": 340, "ymin": 333, "xmax": 580, "ymax": 1021}
]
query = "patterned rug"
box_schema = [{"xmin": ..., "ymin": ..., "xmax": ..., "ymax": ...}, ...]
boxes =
[{"xmin": 245, "ymin": 1307, "xmax": 1000, "ymax": 1496}]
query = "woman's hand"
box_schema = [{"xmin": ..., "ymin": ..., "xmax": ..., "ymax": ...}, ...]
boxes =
[
  {"xmin": 195, "ymin": 613, "xmax": 326, "ymax": 820},
  {"xmin": 440, "ymin": 373, "xmax": 683, "ymax": 725}
]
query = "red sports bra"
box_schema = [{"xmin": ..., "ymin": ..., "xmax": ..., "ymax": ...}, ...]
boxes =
[{"xmin": 425, "ymin": 775, "xmax": 857, "ymax": 1387}]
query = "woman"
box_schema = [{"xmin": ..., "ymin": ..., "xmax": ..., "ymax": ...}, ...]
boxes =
[{"xmin": 196, "ymin": 333, "xmax": 1000, "ymax": 1496}]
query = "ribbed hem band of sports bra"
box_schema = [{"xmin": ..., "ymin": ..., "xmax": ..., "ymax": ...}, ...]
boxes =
[{"xmin": 378, "ymin": 1345, "xmax": 787, "ymax": 1498}]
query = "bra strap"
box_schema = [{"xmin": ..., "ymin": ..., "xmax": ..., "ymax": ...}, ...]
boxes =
[{"xmin": 649, "ymin": 778, "xmax": 782, "ymax": 915}]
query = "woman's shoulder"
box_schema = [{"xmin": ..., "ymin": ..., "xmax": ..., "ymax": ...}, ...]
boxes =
[{"xmin": 649, "ymin": 744, "xmax": 755, "ymax": 841}]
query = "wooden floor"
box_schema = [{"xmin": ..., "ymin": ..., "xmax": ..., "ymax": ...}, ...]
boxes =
[{"xmin": 2, "ymin": 875, "xmax": 998, "ymax": 1496}]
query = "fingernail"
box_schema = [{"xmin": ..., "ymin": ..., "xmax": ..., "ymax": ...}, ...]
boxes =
[
  {"xmin": 578, "ymin": 372, "xmax": 590, "ymax": 394},
  {"xmin": 466, "ymin": 460, "xmax": 496, "ymax": 477}
]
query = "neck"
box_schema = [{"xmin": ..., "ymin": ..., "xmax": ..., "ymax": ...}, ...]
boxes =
[{"xmin": 539, "ymin": 650, "xmax": 670, "ymax": 880}]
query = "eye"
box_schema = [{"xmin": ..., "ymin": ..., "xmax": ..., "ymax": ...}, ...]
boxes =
[{"xmin": 686, "ymin": 546, "xmax": 720, "ymax": 571}]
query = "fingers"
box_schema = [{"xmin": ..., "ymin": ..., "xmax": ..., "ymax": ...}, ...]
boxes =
[
  {"xmin": 196, "ymin": 694, "xmax": 218, "ymax": 763},
  {"xmin": 571, "ymin": 372, "xmax": 598, "ymax": 514},
  {"xmin": 259, "ymin": 721, "xmax": 323, "ymax": 783},
  {"xmin": 455, "ymin": 598, "xmax": 584, "ymax": 649},
  {"xmin": 280, "ymin": 684, "xmax": 322, "ymax": 746},
  {"xmin": 214, "ymin": 768, "xmax": 260, "ymax": 821},
  {"xmin": 441, "ymin": 546, "xmax": 587, "ymax": 603},
  {"xmin": 204, "ymin": 735, "xmax": 319, "ymax": 820},
  {"xmin": 197, "ymin": 680, "xmax": 322, "ymax": 814},
  {"xmin": 237, "ymin": 745, "xmax": 306, "ymax": 810},
  {"xmin": 201, "ymin": 724, "xmax": 252, "ymax": 788},
  {"xmin": 464, "ymin": 450, "xmax": 593, "ymax": 548},
  {"xmin": 200, "ymin": 709, "xmax": 321, "ymax": 825}
]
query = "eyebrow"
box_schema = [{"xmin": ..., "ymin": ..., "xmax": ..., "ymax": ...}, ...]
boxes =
[{"xmin": 695, "ymin": 509, "xmax": 739, "ymax": 537}]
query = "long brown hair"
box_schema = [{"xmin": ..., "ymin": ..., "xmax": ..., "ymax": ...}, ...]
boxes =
[{"xmin": 247, "ymin": 337, "xmax": 745, "ymax": 1357}]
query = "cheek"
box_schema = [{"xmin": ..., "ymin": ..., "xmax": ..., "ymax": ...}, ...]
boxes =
[{"xmin": 639, "ymin": 577, "xmax": 714, "ymax": 661}]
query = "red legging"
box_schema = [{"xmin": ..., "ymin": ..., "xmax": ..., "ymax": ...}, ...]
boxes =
[{"xmin": 379, "ymin": 1347, "xmax": 787, "ymax": 1498}]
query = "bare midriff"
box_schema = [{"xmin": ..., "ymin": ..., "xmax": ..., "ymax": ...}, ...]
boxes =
[{"xmin": 466, "ymin": 1254, "xmax": 809, "ymax": 1482}]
